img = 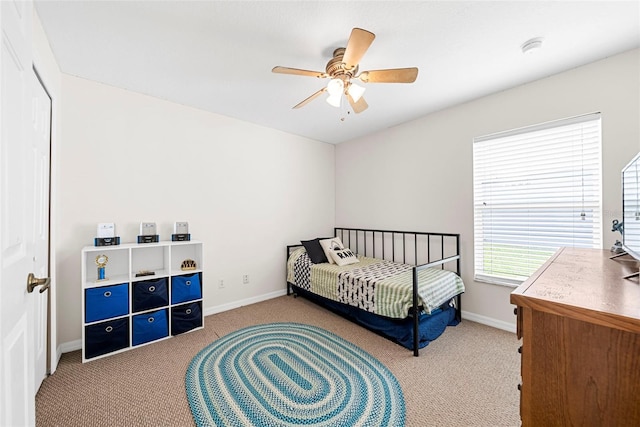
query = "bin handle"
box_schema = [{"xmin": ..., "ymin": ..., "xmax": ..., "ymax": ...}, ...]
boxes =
[
  {"xmin": 104, "ymin": 291, "xmax": 112, "ymax": 298},
  {"xmin": 186, "ymin": 309, "xmax": 192, "ymax": 315},
  {"xmin": 105, "ymin": 326, "xmax": 113, "ymax": 333},
  {"xmin": 149, "ymin": 286, "xmax": 156, "ymax": 292},
  {"xmin": 148, "ymin": 317, "xmax": 154, "ymax": 323},
  {"xmin": 186, "ymin": 281, "xmax": 191, "ymax": 286}
]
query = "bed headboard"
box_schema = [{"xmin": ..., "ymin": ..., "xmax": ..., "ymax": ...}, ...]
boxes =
[{"xmin": 334, "ymin": 227, "xmax": 460, "ymax": 272}]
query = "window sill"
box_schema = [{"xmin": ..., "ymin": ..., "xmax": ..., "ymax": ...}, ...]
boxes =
[{"xmin": 474, "ymin": 275, "xmax": 522, "ymax": 289}]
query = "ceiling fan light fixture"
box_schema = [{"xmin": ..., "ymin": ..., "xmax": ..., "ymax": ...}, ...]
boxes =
[
  {"xmin": 272, "ymin": 27, "xmax": 419, "ymax": 113},
  {"xmin": 326, "ymin": 93, "xmax": 342, "ymax": 108},
  {"xmin": 326, "ymin": 78, "xmax": 344, "ymax": 96},
  {"xmin": 347, "ymin": 82, "xmax": 365, "ymax": 102}
]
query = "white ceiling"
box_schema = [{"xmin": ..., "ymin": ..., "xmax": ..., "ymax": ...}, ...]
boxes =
[{"xmin": 35, "ymin": 1, "xmax": 640, "ymax": 144}]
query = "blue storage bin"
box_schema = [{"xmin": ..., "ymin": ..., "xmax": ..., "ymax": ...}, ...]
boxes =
[
  {"xmin": 85, "ymin": 317, "xmax": 129, "ymax": 359},
  {"xmin": 133, "ymin": 278, "xmax": 168, "ymax": 312},
  {"xmin": 132, "ymin": 308, "xmax": 168, "ymax": 346},
  {"xmin": 85, "ymin": 283, "xmax": 129, "ymax": 323},
  {"xmin": 171, "ymin": 273, "xmax": 202, "ymax": 304},
  {"xmin": 171, "ymin": 301, "xmax": 202, "ymax": 335}
]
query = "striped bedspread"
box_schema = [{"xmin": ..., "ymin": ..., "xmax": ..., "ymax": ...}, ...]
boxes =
[{"xmin": 287, "ymin": 247, "xmax": 465, "ymax": 318}]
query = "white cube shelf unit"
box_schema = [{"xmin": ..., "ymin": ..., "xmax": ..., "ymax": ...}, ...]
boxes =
[{"xmin": 81, "ymin": 240, "xmax": 204, "ymax": 362}]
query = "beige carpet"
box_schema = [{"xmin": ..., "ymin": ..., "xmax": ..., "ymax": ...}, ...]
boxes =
[{"xmin": 36, "ymin": 295, "xmax": 521, "ymax": 426}]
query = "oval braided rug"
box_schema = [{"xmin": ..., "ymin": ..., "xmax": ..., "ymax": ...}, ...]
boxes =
[{"xmin": 185, "ymin": 322, "xmax": 405, "ymax": 426}]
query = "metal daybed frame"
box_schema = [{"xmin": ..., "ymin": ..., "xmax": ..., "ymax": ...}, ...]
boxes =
[{"xmin": 286, "ymin": 227, "xmax": 463, "ymax": 356}]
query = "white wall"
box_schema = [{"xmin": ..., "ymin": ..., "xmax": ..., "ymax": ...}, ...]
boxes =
[
  {"xmin": 56, "ymin": 76, "xmax": 335, "ymax": 345},
  {"xmin": 336, "ymin": 48, "xmax": 640, "ymax": 330}
]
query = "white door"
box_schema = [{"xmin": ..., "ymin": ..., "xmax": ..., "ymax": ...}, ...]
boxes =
[
  {"xmin": 1, "ymin": 0, "xmax": 39, "ymax": 426},
  {"xmin": 32, "ymin": 69, "xmax": 52, "ymax": 392}
]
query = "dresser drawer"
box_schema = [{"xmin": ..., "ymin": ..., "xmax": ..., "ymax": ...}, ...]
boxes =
[
  {"xmin": 85, "ymin": 317, "xmax": 129, "ymax": 359},
  {"xmin": 171, "ymin": 273, "xmax": 202, "ymax": 304},
  {"xmin": 132, "ymin": 278, "xmax": 169, "ymax": 312},
  {"xmin": 85, "ymin": 283, "xmax": 129, "ymax": 323},
  {"xmin": 132, "ymin": 308, "xmax": 169, "ymax": 346}
]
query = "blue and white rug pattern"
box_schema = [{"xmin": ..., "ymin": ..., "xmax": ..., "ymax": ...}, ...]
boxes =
[{"xmin": 186, "ymin": 323, "xmax": 405, "ymax": 426}]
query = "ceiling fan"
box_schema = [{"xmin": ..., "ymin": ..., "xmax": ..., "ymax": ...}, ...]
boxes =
[{"xmin": 272, "ymin": 28, "xmax": 418, "ymax": 114}]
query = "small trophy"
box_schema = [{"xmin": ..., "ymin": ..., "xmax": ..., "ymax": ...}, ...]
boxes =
[
  {"xmin": 95, "ymin": 254, "xmax": 108, "ymax": 281},
  {"xmin": 611, "ymin": 219, "xmax": 625, "ymax": 254}
]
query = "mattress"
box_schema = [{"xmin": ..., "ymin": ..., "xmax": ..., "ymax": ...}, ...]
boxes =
[{"xmin": 287, "ymin": 247, "xmax": 465, "ymax": 318}]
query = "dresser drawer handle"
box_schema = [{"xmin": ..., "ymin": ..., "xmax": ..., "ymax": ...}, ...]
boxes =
[
  {"xmin": 148, "ymin": 317, "xmax": 154, "ymax": 323},
  {"xmin": 105, "ymin": 326, "xmax": 113, "ymax": 333},
  {"xmin": 104, "ymin": 291, "xmax": 112, "ymax": 298},
  {"xmin": 186, "ymin": 309, "xmax": 192, "ymax": 315},
  {"xmin": 513, "ymin": 307, "xmax": 518, "ymax": 315},
  {"xmin": 148, "ymin": 286, "xmax": 156, "ymax": 292},
  {"xmin": 185, "ymin": 280, "xmax": 191, "ymax": 286},
  {"xmin": 518, "ymin": 346, "xmax": 522, "ymax": 354},
  {"xmin": 517, "ymin": 384, "xmax": 522, "ymax": 391}
]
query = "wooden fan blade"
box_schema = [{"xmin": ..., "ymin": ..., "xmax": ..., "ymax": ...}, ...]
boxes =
[
  {"xmin": 293, "ymin": 88, "xmax": 327, "ymax": 109},
  {"xmin": 272, "ymin": 66, "xmax": 328, "ymax": 79},
  {"xmin": 342, "ymin": 28, "xmax": 375, "ymax": 70},
  {"xmin": 358, "ymin": 68, "xmax": 419, "ymax": 83},
  {"xmin": 347, "ymin": 93, "xmax": 368, "ymax": 114}
]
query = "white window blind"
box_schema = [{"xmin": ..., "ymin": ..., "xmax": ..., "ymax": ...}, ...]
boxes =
[{"xmin": 473, "ymin": 113, "xmax": 602, "ymax": 286}]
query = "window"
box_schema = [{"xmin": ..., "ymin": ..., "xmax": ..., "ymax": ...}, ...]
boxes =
[{"xmin": 473, "ymin": 113, "xmax": 601, "ymax": 286}]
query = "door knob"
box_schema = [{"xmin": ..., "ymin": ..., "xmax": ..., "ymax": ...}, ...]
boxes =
[{"xmin": 27, "ymin": 273, "xmax": 50, "ymax": 293}]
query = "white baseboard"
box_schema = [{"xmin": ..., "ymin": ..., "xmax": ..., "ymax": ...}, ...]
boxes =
[
  {"xmin": 57, "ymin": 291, "xmax": 288, "ymax": 355},
  {"xmin": 204, "ymin": 289, "xmax": 287, "ymax": 317},
  {"xmin": 58, "ymin": 339, "xmax": 82, "ymax": 355},
  {"xmin": 461, "ymin": 310, "xmax": 516, "ymax": 334}
]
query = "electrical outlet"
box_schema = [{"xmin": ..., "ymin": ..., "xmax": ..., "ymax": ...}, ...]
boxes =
[
  {"xmin": 219, "ymin": 279, "xmax": 225, "ymax": 288},
  {"xmin": 242, "ymin": 275, "xmax": 249, "ymax": 284}
]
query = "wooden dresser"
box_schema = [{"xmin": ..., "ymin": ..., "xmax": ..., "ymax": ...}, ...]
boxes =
[{"xmin": 510, "ymin": 247, "xmax": 640, "ymax": 426}]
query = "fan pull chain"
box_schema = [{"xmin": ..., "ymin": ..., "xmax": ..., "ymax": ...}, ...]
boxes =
[{"xmin": 340, "ymin": 95, "xmax": 351, "ymax": 122}]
